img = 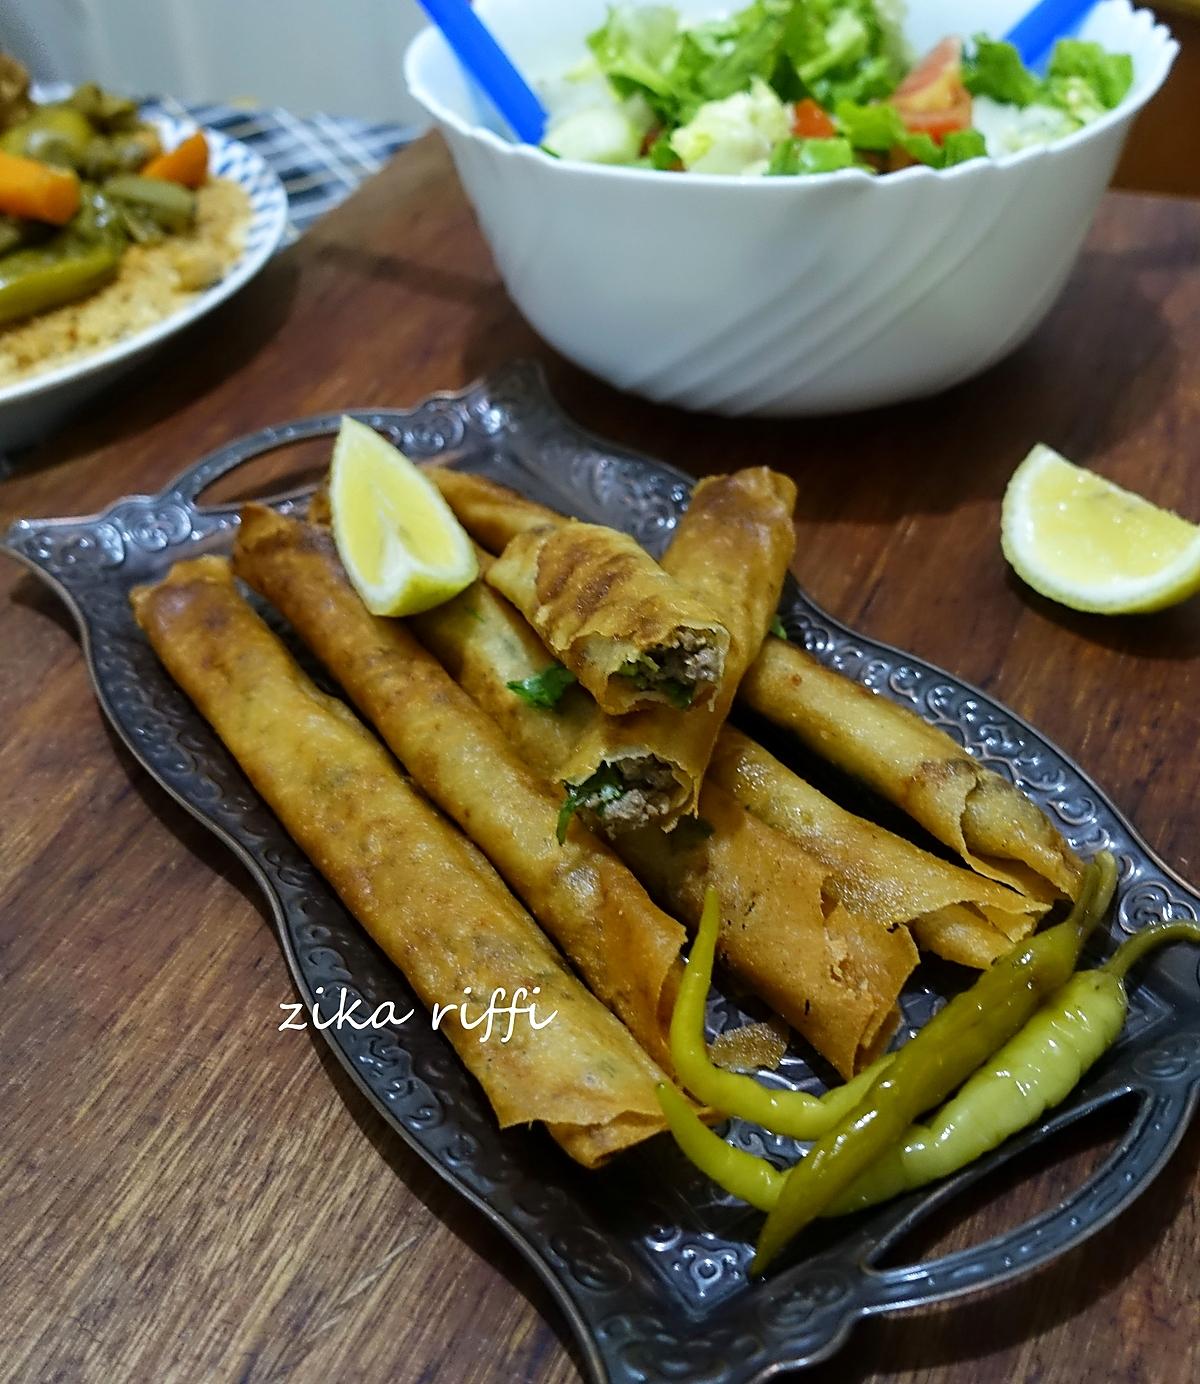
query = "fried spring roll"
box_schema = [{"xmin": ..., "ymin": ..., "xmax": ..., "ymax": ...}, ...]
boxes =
[
  {"xmin": 557, "ymin": 469, "xmax": 796, "ymax": 833},
  {"xmin": 413, "ymin": 573, "xmax": 1043, "ymax": 971},
  {"xmin": 412, "ymin": 579, "xmax": 917, "ymax": 1077},
  {"xmin": 130, "ymin": 556, "xmax": 669, "ymax": 1168},
  {"xmin": 618, "ymin": 788, "xmax": 915, "ymax": 1075},
  {"xmin": 431, "ymin": 472, "xmax": 1081, "ymax": 903},
  {"xmin": 738, "ymin": 640, "xmax": 1085, "ymax": 901},
  {"xmin": 486, "ymin": 520, "xmax": 731, "ymax": 715},
  {"xmin": 232, "ymin": 505, "xmax": 686, "ymax": 1072},
  {"xmin": 429, "ymin": 469, "xmax": 561, "ymax": 550},
  {"xmin": 709, "ymin": 730, "xmax": 1048, "ymax": 968}
]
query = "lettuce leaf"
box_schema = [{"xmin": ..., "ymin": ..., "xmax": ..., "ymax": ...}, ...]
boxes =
[
  {"xmin": 964, "ymin": 37, "xmax": 1041, "ymax": 107},
  {"xmin": 586, "ymin": 5, "xmax": 682, "ymax": 112},
  {"xmin": 966, "ymin": 36, "xmax": 1133, "ymax": 119},
  {"xmin": 1045, "ymin": 39, "xmax": 1134, "ymax": 110},
  {"xmin": 783, "ymin": 0, "xmax": 908, "ymax": 107},
  {"xmin": 587, "ymin": 1, "xmax": 907, "ymax": 126},
  {"xmin": 834, "ymin": 98, "xmax": 903, "ymax": 151},
  {"xmin": 670, "ymin": 0, "xmax": 795, "ymax": 118},
  {"xmin": 942, "ymin": 127, "xmax": 988, "ymax": 165},
  {"xmin": 671, "ymin": 77, "xmax": 791, "ymax": 174}
]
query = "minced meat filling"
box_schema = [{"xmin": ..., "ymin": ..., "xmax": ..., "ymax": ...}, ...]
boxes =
[
  {"xmin": 652, "ymin": 635, "xmax": 723, "ymax": 691},
  {"xmin": 579, "ymin": 757, "xmax": 677, "ymax": 831},
  {"xmin": 621, "ymin": 630, "xmax": 723, "ymax": 701}
]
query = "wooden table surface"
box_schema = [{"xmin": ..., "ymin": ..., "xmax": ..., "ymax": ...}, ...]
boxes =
[{"xmin": 2, "ymin": 135, "xmax": 1198, "ymax": 1384}]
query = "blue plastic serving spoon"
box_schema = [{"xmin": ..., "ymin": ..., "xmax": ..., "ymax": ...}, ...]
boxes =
[
  {"xmin": 415, "ymin": 0, "xmax": 547, "ymax": 144},
  {"xmin": 1004, "ymin": 0, "xmax": 1098, "ymax": 69}
]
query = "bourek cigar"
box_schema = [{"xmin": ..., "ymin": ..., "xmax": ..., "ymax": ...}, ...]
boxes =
[
  {"xmin": 737, "ymin": 639, "xmax": 1085, "ymax": 901},
  {"xmin": 432, "ymin": 469, "xmax": 1083, "ymax": 905},
  {"xmin": 411, "ymin": 545, "xmax": 1048, "ymax": 974},
  {"xmin": 557, "ymin": 468, "xmax": 797, "ymax": 834},
  {"xmin": 485, "ymin": 519, "xmax": 732, "ymax": 716},
  {"xmin": 130, "ymin": 555, "xmax": 670, "ymax": 1168},
  {"xmin": 232, "ymin": 504, "xmax": 686, "ymax": 1073},
  {"xmin": 709, "ymin": 729, "xmax": 1049, "ymax": 968},
  {"xmin": 410, "ymin": 572, "xmax": 918, "ymax": 1078}
]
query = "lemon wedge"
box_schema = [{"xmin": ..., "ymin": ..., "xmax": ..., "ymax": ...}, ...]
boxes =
[
  {"xmin": 329, "ymin": 417, "xmax": 477, "ymax": 616},
  {"xmin": 1001, "ymin": 444, "xmax": 1200, "ymax": 615}
]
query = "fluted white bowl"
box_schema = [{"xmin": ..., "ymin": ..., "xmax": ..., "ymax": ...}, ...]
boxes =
[{"xmin": 406, "ymin": 0, "xmax": 1176, "ymax": 417}]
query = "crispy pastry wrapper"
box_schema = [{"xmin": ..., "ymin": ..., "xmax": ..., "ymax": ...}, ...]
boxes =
[
  {"xmin": 428, "ymin": 468, "xmax": 563, "ymax": 550},
  {"xmin": 232, "ymin": 505, "xmax": 685, "ymax": 1072},
  {"xmin": 738, "ymin": 640, "xmax": 1085, "ymax": 901},
  {"xmin": 486, "ymin": 520, "xmax": 731, "ymax": 715},
  {"xmin": 412, "ymin": 576, "xmax": 916, "ymax": 1078},
  {"xmin": 130, "ymin": 556, "xmax": 669, "ymax": 1167},
  {"xmin": 618, "ymin": 785, "xmax": 914, "ymax": 1076},
  {"xmin": 709, "ymin": 729, "xmax": 1049, "ymax": 968},
  {"xmin": 557, "ymin": 468, "xmax": 797, "ymax": 830}
]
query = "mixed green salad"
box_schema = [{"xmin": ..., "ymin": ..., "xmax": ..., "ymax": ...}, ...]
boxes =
[{"xmin": 540, "ymin": 1, "xmax": 1135, "ymax": 176}]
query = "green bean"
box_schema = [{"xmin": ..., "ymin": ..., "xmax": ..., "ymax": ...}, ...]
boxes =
[
  {"xmin": 751, "ymin": 852, "xmax": 1118, "ymax": 1272},
  {"xmin": 0, "ymin": 241, "xmax": 121, "ymax": 326},
  {"xmin": 79, "ymin": 129, "xmax": 161, "ymax": 181},
  {"xmin": 670, "ymin": 887, "xmax": 894, "ymax": 1138}
]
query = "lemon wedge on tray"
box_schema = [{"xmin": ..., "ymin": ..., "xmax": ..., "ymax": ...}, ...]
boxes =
[
  {"xmin": 329, "ymin": 417, "xmax": 477, "ymax": 616},
  {"xmin": 1001, "ymin": 444, "xmax": 1200, "ymax": 615}
]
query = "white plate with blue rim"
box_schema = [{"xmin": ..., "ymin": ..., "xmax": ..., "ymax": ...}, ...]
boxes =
[{"xmin": 0, "ymin": 111, "xmax": 289, "ymax": 456}]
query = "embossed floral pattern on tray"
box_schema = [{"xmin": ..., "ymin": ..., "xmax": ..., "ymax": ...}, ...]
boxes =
[{"xmin": 4, "ymin": 361, "xmax": 1199, "ymax": 1384}]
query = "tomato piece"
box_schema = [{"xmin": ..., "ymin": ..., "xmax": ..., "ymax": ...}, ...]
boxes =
[
  {"xmin": 791, "ymin": 99, "xmax": 837, "ymax": 139},
  {"xmin": 894, "ymin": 36, "xmax": 972, "ymax": 144},
  {"xmin": 900, "ymin": 97, "xmax": 973, "ymax": 143}
]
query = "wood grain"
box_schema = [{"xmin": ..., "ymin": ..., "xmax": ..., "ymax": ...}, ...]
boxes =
[
  {"xmin": 1, "ymin": 134, "xmax": 1198, "ymax": 1384},
  {"xmin": 1115, "ymin": 9, "xmax": 1200, "ymax": 198}
]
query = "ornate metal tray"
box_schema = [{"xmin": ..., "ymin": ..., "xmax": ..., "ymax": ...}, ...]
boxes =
[{"xmin": 5, "ymin": 362, "xmax": 1199, "ymax": 1383}]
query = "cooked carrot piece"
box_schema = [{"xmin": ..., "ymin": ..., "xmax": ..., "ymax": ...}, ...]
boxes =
[
  {"xmin": 142, "ymin": 130, "xmax": 209, "ymax": 188},
  {"xmin": 0, "ymin": 148, "xmax": 80, "ymax": 224}
]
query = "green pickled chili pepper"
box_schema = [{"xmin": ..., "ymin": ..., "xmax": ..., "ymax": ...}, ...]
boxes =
[
  {"xmin": 671, "ymin": 887, "xmax": 894, "ymax": 1138},
  {"xmin": 828, "ymin": 919, "xmax": 1200, "ymax": 1214},
  {"xmin": 751, "ymin": 851, "xmax": 1118, "ymax": 1273},
  {"xmin": 656, "ymin": 909, "xmax": 1199, "ymax": 1224},
  {"xmin": 656, "ymin": 1080, "xmax": 784, "ymax": 1211}
]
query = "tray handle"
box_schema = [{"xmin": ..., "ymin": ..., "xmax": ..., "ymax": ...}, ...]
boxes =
[
  {"xmin": 167, "ymin": 412, "xmax": 377, "ymax": 513},
  {"xmin": 853, "ymin": 1050, "xmax": 1200, "ymax": 1317}
]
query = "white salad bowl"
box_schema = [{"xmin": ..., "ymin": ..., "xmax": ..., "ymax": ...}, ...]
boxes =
[{"xmin": 405, "ymin": 0, "xmax": 1176, "ymax": 417}]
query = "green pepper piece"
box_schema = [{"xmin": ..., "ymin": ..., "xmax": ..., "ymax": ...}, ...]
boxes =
[
  {"xmin": 0, "ymin": 241, "xmax": 121, "ymax": 327},
  {"xmin": 0, "ymin": 214, "xmax": 32, "ymax": 257},
  {"xmin": 751, "ymin": 851, "xmax": 1118, "ymax": 1273},
  {"xmin": 659, "ymin": 913, "xmax": 1200, "ymax": 1219},
  {"xmin": 67, "ymin": 83, "xmax": 140, "ymax": 132},
  {"xmin": 68, "ymin": 185, "xmax": 129, "ymax": 252},
  {"xmin": 103, "ymin": 174, "xmax": 196, "ymax": 234},
  {"xmin": 1, "ymin": 106, "xmax": 95, "ymax": 167}
]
